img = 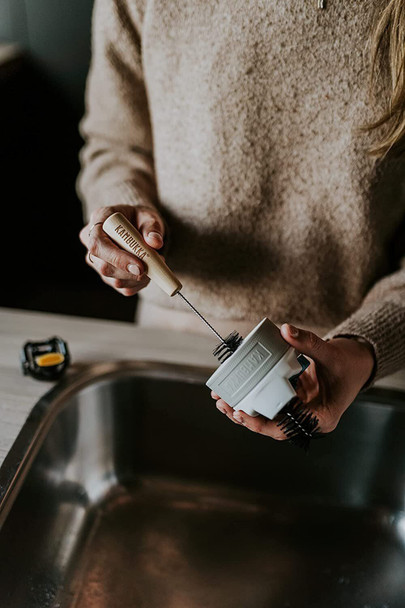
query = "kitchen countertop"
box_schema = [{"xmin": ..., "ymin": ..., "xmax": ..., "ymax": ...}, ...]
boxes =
[
  {"xmin": 0, "ymin": 307, "xmax": 216, "ymax": 470},
  {"xmin": 1, "ymin": 307, "xmax": 405, "ymax": 471}
]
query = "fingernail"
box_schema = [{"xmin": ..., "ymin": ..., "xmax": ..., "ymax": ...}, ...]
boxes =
[
  {"xmin": 288, "ymin": 324, "xmax": 299, "ymax": 338},
  {"xmin": 233, "ymin": 411, "xmax": 243, "ymax": 422},
  {"xmin": 128, "ymin": 264, "xmax": 141, "ymax": 276},
  {"xmin": 216, "ymin": 404, "xmax": 226, "ymax": 414},
  {"xmin": 147, "ymin": 231, "xmax": 163, "ymax": 243}
]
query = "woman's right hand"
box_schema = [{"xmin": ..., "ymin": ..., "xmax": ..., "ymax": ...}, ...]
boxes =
[{"xmin": 79, "ymin": 204, "xmax": 165, "ymax": 297}]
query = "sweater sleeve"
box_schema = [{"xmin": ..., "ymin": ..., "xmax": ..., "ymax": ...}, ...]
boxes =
[
  {"xmin": 324, "ymin": 257, "xmax": 405, "ymax": 383},
  {"xmin": 77, "ymin": 0, "xmax": 158, "ymax": 220}
]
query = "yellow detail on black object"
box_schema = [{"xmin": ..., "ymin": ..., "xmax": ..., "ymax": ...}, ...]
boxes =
[
  {"xmin": 21, "ymin": 336, "xmax": 70, "ymax": 381},
  {"xmin": 35, "ymin": 352, "xmax": 65, "ymax": 367}
]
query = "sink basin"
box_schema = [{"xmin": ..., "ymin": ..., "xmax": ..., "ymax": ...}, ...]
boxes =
[{"xmin": 1, "ymin": 361, "xmax": 405, "ymax": 607}]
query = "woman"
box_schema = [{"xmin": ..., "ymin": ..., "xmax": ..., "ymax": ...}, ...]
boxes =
[{"xmin": 78, "ymin": 0, "xmax": 405, "ymax": 442}]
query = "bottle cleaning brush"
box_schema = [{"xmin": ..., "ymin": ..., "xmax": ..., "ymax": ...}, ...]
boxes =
[
  {"xmin": 103, "ymin": 212, "xmax": 320, "ymax": 449},
  {"xmin": 103, "ymin": 213, "xmax": 243, "ymax": 357}
]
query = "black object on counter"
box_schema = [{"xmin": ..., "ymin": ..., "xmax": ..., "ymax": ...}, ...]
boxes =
[{"xmin": 21, "ymin": 336, "xmax": 70, "ymax": 381}]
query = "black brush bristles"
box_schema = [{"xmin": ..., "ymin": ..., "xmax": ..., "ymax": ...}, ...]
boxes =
[
  {"xmin": 213, "ymin": 331, "xmax": 243, "ymax": 363},
  {"xmin": 276, "ymin": 397, "xmax": 320, "ymax": 452}
]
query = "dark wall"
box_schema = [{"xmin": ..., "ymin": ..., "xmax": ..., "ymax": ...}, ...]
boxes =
[
  {"xmin": 0, "ymin": 0, "xmax": 93, "ymax": 112},
  {"xmin": 0, "ymin": 0, "xmax": 136, "ymax": 321}
]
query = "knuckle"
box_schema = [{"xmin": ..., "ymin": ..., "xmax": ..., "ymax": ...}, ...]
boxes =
[
  {"xmin": 308, "ymin": 331, "xmax": 319, "ymax": 349},
  {"xmin": 253, "ymin": 419, "xmax": 265, "ymax": 434},
  {"xmin": 112, "ymin": 278, "xmax": 125, "ymax": 289},
  {"xmin": 88, "ymin": 235, "xmax": 99, "ymax": 256},
  {"xmin": 108, "ymin": 252, "xmax": 120, "ymax": 268},
  {"xmin": 110, "ymin": 253, "xmax": 127, "ymax": 272},
  {"xmin": 99, "ymin": 261, "xmax": 111, "ymax": 276},
  {"xmin": 79, "ymin": 227, "xmax": 87, "ymax": 244}
]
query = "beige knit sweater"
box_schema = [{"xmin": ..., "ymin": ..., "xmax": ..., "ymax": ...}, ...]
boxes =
[{"xmin": 78, "ymin": 0, "xmax": 405, "ymax": 381}]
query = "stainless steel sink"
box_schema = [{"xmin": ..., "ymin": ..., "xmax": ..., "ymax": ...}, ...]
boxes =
[{"xmin": 1, "ymin": 361, "xmax": 405, "ymax": 607}]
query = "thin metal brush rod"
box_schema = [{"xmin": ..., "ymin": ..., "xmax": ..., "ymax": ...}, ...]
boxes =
[{"xmin": 177, "ymin": 292, "xmax": 225, "ymax": 343}]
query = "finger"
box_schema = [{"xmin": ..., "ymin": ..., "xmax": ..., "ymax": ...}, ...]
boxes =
[
  {"xmin": 88, "ymin": 205, "xmax": 130, "ymax": 227},
  {"xmin": 280, "ymin": 324, "xmax": 331, "ymax": 365},
  {"xmin": 86, "ymin": 225, "xmax": 146, "ymax": 276},
  {"xmin": 232, "ymin": 410, "xmax": 286, "ymax": 440},
  {"xmin": 215, "ymin": 399, "xmax": 233, "ymax": 416},
  {"xmin": 296, "ymin": 363, "xmax": 319, "ymax": 403},
  {"xmin": 137, "ymin": 208, "xmax": 165, "ymax": 250},
  {"xmin": 80, "ymin": 212, "xmax": 112, "ymax": 247},
  {"xmin": 211, "ymin": 391, "xmax": 220, "ymax": 400},
  {"xmin": 101, "ymin": 274, "xmax": 149, "ymax": 296},
  {"xmin": 215, "ymin": 399, "xmax": 243, "ymax": 425},
  {"xmin": 88, "ymin": 254, "xmax": 143, "ymax": 281},
  {"xmin": 79, "ymin": 225, "xmax": 91, "ymax": 247}
]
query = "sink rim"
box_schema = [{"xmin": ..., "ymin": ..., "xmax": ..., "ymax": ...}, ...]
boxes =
[{"xmin": 1, "ymin": 358, "xmax": 404, "ymax": 530}]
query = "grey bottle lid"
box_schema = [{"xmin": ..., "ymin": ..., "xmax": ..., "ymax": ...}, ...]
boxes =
[{"xmin": 206, "ymin": 318, "xmax": 290, "ymax": 408}]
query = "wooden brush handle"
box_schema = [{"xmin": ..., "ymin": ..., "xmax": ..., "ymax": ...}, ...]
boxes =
[{"xmin": 102, "ymin": 212, "xmax": 182, "ymax": 297}]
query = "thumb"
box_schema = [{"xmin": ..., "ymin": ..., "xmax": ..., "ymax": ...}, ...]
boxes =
[
  {"xmin": 280, "ymin": 323, "xmax": 330, "ymax": 364},
  {"xmin": 138, "ymin": 212, "xmax": 165, "ymax": 250}
]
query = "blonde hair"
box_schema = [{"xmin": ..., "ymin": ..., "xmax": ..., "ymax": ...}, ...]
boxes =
[{"xmin": 367, "ymin": 0, "xmax": 405, "ymax": 157}]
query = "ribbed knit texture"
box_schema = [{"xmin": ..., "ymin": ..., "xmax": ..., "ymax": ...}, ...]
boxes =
[{"xmin": 78, "ymin": 0, "xmax": 405, "ymax": 382}]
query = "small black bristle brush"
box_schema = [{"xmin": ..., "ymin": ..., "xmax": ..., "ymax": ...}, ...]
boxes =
[{"xmin": 275, "ymin": 397, "xmax": 320, "ymax": 451}]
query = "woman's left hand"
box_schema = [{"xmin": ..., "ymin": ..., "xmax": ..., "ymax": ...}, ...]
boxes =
[{"xmin": 211, "ymin": 323, "xmax": 375, "ymax": 440}]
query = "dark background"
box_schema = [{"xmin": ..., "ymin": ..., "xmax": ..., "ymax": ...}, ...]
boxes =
[{"xmin": 0, "ymin": 0, "xmax": 136, "ymax": 321}]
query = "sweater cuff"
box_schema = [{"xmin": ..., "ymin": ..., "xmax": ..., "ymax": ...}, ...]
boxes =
[
  {"xmin": 101, "ymin": 180, "xmax": 156, "ymax": 210},
  {"xmin": 323, "ymin": 300, "xmax": 405, "ymax": 383}
]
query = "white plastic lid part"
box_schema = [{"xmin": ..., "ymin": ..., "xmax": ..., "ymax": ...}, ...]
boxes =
[{"xmin": 206, "ymin": 318, "xmax": 290, "ymax": 408}]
